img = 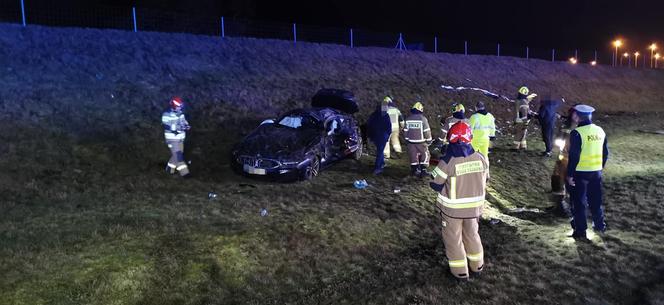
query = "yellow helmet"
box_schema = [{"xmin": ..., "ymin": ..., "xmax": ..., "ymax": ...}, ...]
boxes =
[
  {"xmin": 412, "ymin": 102, "xmax": 424, "ymax": 112},
  {"xmin": 452, "ymin": 103, "xmax": 465, "ymax": 113},
  {"xmin": 383, "ymin": 96, "xmax": 392, "ymax": 104},
  {"xmin": 518, "ymin": 86, "xmax": 529, "ymax": 95}
]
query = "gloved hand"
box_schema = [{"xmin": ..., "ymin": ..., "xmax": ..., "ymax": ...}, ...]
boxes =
[
  {"xmin": 527, "ymin": 93, "xmax": 538, "ymax": 101},
  {"xmin": 429, "ymin": 182, "xmax": 444, "ymax": 192}
]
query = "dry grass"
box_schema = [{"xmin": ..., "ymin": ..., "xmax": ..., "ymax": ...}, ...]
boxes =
[{"xmin": 1, "ymin": 23, "xmax": 664, "ymax": 305}]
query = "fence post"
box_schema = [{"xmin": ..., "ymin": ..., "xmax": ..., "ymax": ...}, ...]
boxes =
[
  {"xmin": 575, "ymin": 49, "xmax": 578, "ymax": 60},
  {"xmin": 221, "ymin": 16, "xmax": 225, "ymax": 38},
  {"xmin": 20, "ymin": 0, "xmax": 26, "ymax": 26},
  {"xmin": 526, "ymin": 47, "xmax": 529, "ymax": 59},
  {"xmin": 594, "ymin": 50, "xmax": 597, "ymax": 62},
  {"xmin": 552, "ymin": 49, "xmax": 555, "ymax": 62},
  {"xmin": 292, "ymin": 23, "xmax": 297, "ymax": 44},
  {"xmin": 350, "ymin": 28, "xmax": 353, "ymax": 48},
  {"xmin": 497, "ymin": 43, "xmax": 500, "ymax": 57},
  {"xmin": 132, "ymin": 7, "xmax": 137, "ymax": 32},
  {"xmin": 434, "ymin": 36, "xmax": 438, "ymax": 53},
  {"xmin": 464, "ymin": 41, "xmax": 468, "ymax": 55}
]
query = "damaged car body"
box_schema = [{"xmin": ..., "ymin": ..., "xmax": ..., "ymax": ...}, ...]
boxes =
[{"xmin": 232, "ymin": 89, "xmax": 363, "ymax": 180}]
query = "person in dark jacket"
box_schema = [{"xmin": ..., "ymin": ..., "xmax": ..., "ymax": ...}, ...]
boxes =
[
  {"xmin": 537, "ymin": 98, "xmax": 562, "ymax": 157},
  {"xmin": 366, "ymin": 101, "xmax": 392, "ymax": 175},
  {"xmin": 566, "ymin": 104, "xmax": 609, "ymax": 240}
]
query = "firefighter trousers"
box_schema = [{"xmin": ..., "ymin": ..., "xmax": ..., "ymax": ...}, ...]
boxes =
[
  {"xmin": 441, "ymin": 214, "xmax": 484, "ymax": 279},
  {"xmin": 383, "ymin": 130, "xmax": 402, "ymax": 158},
  {"xmin": 166, "ymin": 139, "xmax": 190, "ymax": 176},
  {"xmin": 513, "ymin": 122, "xmax": 528, "ymax": 149},
  {"xmin": 407, "ymin": 142, "xmax": 429, "ymax": 166}
]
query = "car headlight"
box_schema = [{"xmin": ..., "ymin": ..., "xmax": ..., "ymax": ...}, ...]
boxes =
[
  {"xmin": 555, "ymin": 138, "xmax": 565, "ymax": 150},
  {"xmin": 281, "ymin": 161, "xmax": 300, "ymax": 168}
]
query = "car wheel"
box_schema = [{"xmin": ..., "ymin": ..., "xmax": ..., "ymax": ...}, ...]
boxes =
[{"xmin": 302, "ymin": 156, "xmax": 320, "ymax": 181}]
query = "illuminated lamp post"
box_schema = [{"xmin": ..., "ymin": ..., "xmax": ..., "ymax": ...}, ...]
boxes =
[
  {"xmin": 649, "ymin": 43, "xmax": 657, "ymax": 68},
  {"xmin": 634, "ymin": 52, "xmax": 640, "ymax": 68},
  {"xmin": 613, "ymin": 40, "xmax": 622, "ymax": 67}
]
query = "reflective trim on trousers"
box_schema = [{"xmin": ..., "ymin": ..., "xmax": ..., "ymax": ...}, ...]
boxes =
[
  {"xmin": 466, "ymin": 252, "xmax": 483, "ymax": 261},
  {"xmin": 176, "ymin": 165, "xmax": 188, "ymax": 171},
  {"xmin": 167, "ymin": 163, "xmax": 177, "ymax": 169},
  {"xmin": 448, "ymin": 259, "xmax": 467, "ymax": 268}
]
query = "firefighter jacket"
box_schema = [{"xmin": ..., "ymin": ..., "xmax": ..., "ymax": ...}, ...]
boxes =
[
  {"xmin": 514, "ymin": 98, "xmax": 530, "ymax": 123},
  {"xmin": 404, "ymin": 111, "xmax": 432, "ymax": 144},
  {"xmin": 469, "ymin": 111, "xmax": 496, "ymax": 141},
  {"xmin": 431, "ymin": 143, "xmax": 489, "ymax": 219},
  {"xmin": 162, "ymin": 110, "xmax": 189, "ymax": 140},
  {"xmin": 387, "ymin": 103, "xmax": 405, "ymax": 132}
]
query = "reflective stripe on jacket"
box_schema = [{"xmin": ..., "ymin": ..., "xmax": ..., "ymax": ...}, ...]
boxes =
[
  {"xmin": 404, "ymin": 113, "xmax": 432, "ymax": 143},
  {"xmin": 469, "ymin": 113, "xmax": 495, "ymax": 141},
  {"xmin": 387, "ymin": 107, "xmax": 404, "ymax": 132},
  {"xmin": 575, "ymin": 124, "xmax": 606, "ymax": 171},
  {"xmin": 432, "ymin": 152, "xmax": 489, "ymax": 218},
  {"xmin": 162, "ymin": 110, "xmax": 188, "ymax": 140}
]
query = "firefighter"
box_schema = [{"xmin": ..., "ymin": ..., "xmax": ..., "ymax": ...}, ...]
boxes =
[
  {"xmin": 383, "ymin": 96, "xmax": 405, "ymax": 159},
  {"xmin": 468, "ymin": 101, "xmax": 496, "ymax": 161},
  {"xmin": 404, "ymin": 102, "xmax": 433, "ymax": 177},
  {"xmin": 566, "ymin": 104, "xmax": 609, "ymax": 239},
  {"xmin": 440, "ymin": 103, "xmax": 469, "ymax": 143},
  {"xmin": 366, "ymin": 100, "xmax": 392, "ymax": 175},
  {"xmin": 162, "ymin": 96, "xmax": 191, "ymax": 177},
  {"xmin": 513, "ymin": 86, "xmax": 538, "ymax": 150},
  {"xmin": 430, "ymin": 122, "xmax": 489, "ymax": 280}
]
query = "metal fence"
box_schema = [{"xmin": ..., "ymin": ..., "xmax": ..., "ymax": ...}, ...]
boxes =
[{"xmin": 1, "ymin": 0, "xmax": 661, "ymax": 68}]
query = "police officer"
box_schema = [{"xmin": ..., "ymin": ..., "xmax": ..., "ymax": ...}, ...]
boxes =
[
  {"xmin": 383, "ymin": 96, "xmax": 405, "ymax": 159},
  {"xmin": 566, "ymin": 104, "xmax": 609, "ymax": 239},
  {"xmin": 162, "ymin": 96, "xmax": 191, "ymax": 177},
  {"xmin": 513, "ymin": 86, "xmax": 538, "ymax": 150},
  {"xmin": 404, "ymin": 102, "xmax": 433, "ymax": 177},
  {"xmin": 468, "ymin": 101, "xmax": 496, "ymax": 161},
  {"xmin": 430, "ymin": 122, "xmax": 490, "ymax": 280}
]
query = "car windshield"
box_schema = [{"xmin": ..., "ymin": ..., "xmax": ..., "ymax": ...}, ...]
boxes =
[{"xmin": 278, "ymin": 114, "xmax": 319, "ymax": 129}]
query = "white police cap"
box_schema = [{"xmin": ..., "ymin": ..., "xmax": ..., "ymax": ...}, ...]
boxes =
[{"xmin": 573, "ymin": 104, "xmax": 595, "ymax": 115}]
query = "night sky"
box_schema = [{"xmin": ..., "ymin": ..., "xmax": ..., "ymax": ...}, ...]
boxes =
[{"xmin": 22, "ymin": 0, "xmax": 664, "ymax": 51}]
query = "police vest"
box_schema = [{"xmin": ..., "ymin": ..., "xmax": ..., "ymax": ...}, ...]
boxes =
[
  {"xmin": 469, "ymin": 113, "xmax": 495, "ymax": 141},
  {"xmin": 575, "ymin": 124, "xmax": 605, "ymax": 172}
]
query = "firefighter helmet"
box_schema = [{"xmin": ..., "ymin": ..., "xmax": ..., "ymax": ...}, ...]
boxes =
[
  {"xmin": 448, "ymin": 121, "xmax": 473, "ymax": 144},
  {"xmin": 170, "ymin": 96, "xmax": 184, "ymax": 109},
  {"xmin": 412, "ymin": 102, "xmax": 424, "ymax": 112},
  {"xmin": 518, "ymin": 86, "xmax": 529, "ymax": 95},
  {"xmin": 452, "ymin": 103, "xmax": 465, "ymax": 113}
]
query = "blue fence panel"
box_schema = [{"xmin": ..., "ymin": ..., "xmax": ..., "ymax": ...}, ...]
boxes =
[
  {"xmin": 136, "ymin": 8, "xmax": 218, "ymax": 36},
  {"xmin": 296, "ymin": 24, "xmax": 348, "ymax": 46},
  {"xmin": 18, "ymin": 2, "xmax": 131, "ymax": 30},
  {"xmin": 224, "ymin": 18, "xmax": 292, "ymax": 41}
]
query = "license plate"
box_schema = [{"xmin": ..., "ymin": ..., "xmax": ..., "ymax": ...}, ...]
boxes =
[{"xmin": 243, "ymin": 164, "xmax": 266, "ymax": 175}]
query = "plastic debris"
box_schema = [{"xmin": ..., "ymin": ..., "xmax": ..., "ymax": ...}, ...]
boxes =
[
  {"xmin": 208, "ymin": 192, "xmax": 218, "ymax": 199},
  {"xmin": 393, "ymin": 187, "xmax": 401, "ymax": 193},
  {"xmin": 489, "ymin": 218, "xmax": 501, "ymax": 225},
  {"xmin": 260, "ymin": 208, "xmax": 268, "ymax": 217},
  {"xmin": 353, "ymin": 179, "xmax": 369, "ymax": 189}
]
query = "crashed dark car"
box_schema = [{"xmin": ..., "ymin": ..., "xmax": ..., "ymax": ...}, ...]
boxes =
[{"xmin": 231, "ymin": 89, "xmax": 363, "ymax": 180}]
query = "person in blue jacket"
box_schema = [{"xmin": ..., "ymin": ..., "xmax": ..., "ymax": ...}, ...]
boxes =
[
  {"xmin": 366, "ymin": 100, "xmax": 392, "ymax": 175},
  {"xmin": 537, "ymin": 98, "xmax": 562, "ymax": 157},
  {"xmin": 566, "ymin": 104, "xmax": 609, "ymax": 240}
]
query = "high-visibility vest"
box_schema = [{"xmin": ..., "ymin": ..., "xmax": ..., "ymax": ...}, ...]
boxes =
[
  {"xmin": 575, "ymin": 124, "xmax": 605, "ymax": 172},
  {"xmin": 469, "ymin": 113, "xmax": 496, "ymax": 141}
]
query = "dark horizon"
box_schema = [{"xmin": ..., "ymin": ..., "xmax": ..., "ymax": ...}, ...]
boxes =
[{"xmin": 6, "ymin": 0, "xmax": 664, "ymax": 53}]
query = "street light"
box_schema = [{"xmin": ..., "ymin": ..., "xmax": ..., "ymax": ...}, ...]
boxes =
[
  {"xmin": 656, "ymin": 53, "xmax": 661, "ymax": 68},
  {"xmin": 621, "ymin": 52, "xmax": 629, "ymax": 66},
  {"xmin": 590, "ymin": 60, "xmax": 597, "ymax": 66},
  {"xmin": 649, "ymin": 43, "xmax": 657, "ymax": 68},
  {"xmin": 613, "ymin": 40, "xmax": 622, "ymax": 66},
  {"xmin": 569, "ymin": 57, "xmax": 577, "ymax": 64},
  {"xmin": 634, "ymin": 52, "xmax": 640, "ymax": 68}
]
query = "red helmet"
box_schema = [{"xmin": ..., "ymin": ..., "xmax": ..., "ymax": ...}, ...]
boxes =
[
  {"xmin": 447, "ymin": 122, "xmax": 472, "ymax": 144},
  {"xmin": 170, "ymin": 96, "xmax": 184, "ymax": 109}
]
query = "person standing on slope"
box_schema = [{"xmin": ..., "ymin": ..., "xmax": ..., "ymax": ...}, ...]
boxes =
[
  {"xmin": 440, "ymin": 103, "xmax": 469, "ymax": 143},
  {"xmin": 468, "ymin": 101, "xmax": 496, "ymax": 162},
  {"xmin": 430, "ymin": 122, "xmax": 490, "ymax": 280},
  {"xmin": 404, "ymin": 102, "xmax": 433, "ymax": 177},
  {"xmin": 566, "ymin": 104, "xmax": 609, "ymax": 240},
  {"xmin": 537, "ymin": 98, "xmax": 562, "ymax": 157},
  {"xmin": 162, "ymin": 96, "xmax": 191, "ymax": 177},
  {"xmin": 513, "ymin": 86, "xmax": 538, "ymax": 151},
  {"xmin": 383, "ymin": 96, "xmax": 405, "ymax": 159},
  {"xmin": 366, "ymin": 100, "xmax": 392, "ymax": 175}
]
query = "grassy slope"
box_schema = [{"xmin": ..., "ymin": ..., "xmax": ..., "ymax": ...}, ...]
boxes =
[{"xmin": 1, "ymin": 24, "xmax": 664, "ymax": 305}]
